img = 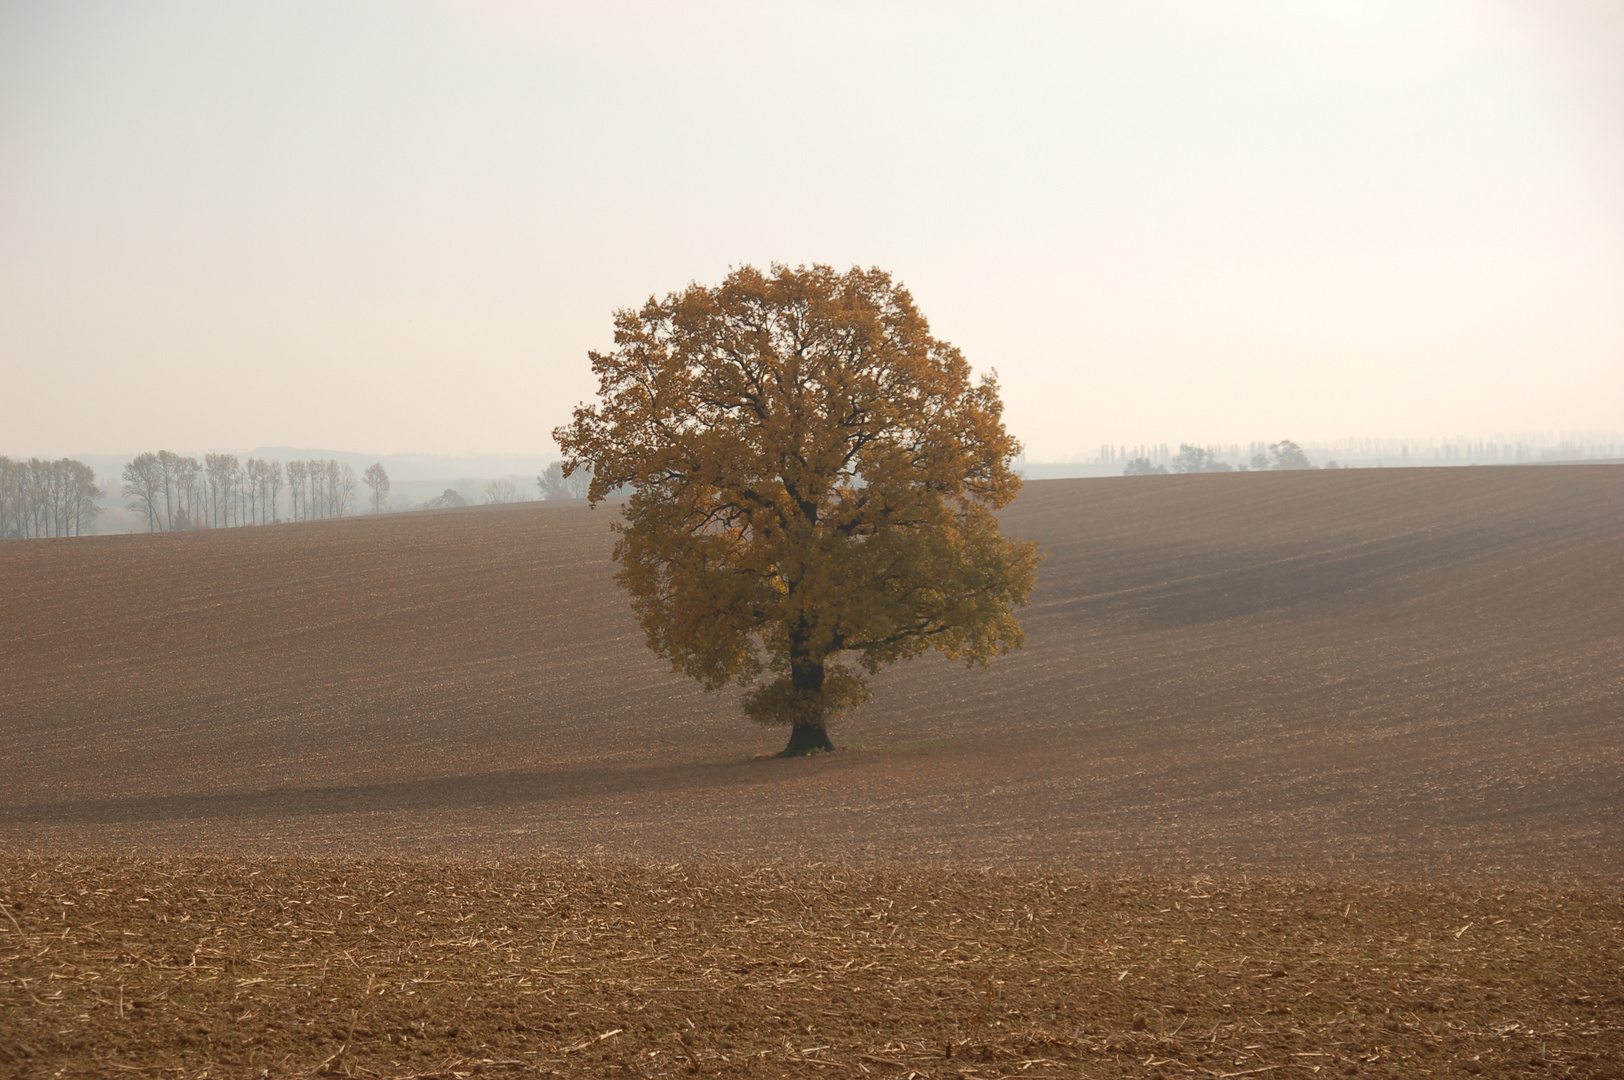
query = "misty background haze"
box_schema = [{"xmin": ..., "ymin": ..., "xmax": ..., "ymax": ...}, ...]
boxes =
[{"xmin": 2, "ymin": 1, "xmax": 1621, "ymax": 463}]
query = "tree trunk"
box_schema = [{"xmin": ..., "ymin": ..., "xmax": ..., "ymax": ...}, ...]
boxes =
[
  {"xmin": 780, "ymin": 651, "xmax": 835, "ymax": 756},
  {"xmin": 783, "ymin": 721, "xmax": 835, "ymax": 756}
]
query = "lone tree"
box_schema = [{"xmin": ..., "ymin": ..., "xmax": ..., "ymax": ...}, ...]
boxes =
[
  {"xmin": 555, "ymin": 264, "xmax": 1040, "ymax": 755},
  {"xmin": 363, "ymin": 463, "xmax": 390, "ymax": 513}
]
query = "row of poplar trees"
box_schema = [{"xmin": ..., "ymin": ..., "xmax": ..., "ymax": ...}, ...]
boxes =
[
  {"xmin": 120, "ymin": 452, "xmax": 377, "ymax": 532},
  {"xmin": 0, "ymin": 456, "xmax": 103, "ymax": 538}
]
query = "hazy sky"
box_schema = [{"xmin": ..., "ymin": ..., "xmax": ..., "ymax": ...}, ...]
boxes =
[{"xmin": 2, "ymin": 0, "xmax": 1621, "ymax": 461}]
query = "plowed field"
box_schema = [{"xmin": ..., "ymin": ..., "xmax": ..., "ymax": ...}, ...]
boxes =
[
  {"xmin": 2, "ymin": 465, "xmax": 1621, "ymax": 1078},
  {"xmin": 3, "ymin": 466, "xmax": 1620, "ymax": 874}
]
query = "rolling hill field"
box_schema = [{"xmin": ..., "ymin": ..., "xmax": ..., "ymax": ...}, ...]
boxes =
[
  {"xmin": 2, "ymin": 465, "xmax": 1621, "ymax": 1078},
  {"xmin": 2, "ymin": 465, "xmax": 1619, "ymax": 874}
]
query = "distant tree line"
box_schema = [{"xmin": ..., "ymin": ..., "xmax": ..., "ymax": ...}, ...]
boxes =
[
  {"xmin": 0, "ymin": 456, "xmax": 103, "ymax": 538},
  {"xmin": 5, "ymin": 450, "xmax": 609, "ymax": 539},
  {"xmin": 1125, "ymin": 440, "xmax": 1319, "ymax": 476},
  {"xmin": 423, "ymin": 475, "xmax": 542, "ymax": 509},
  {"xmin": 118, "ymin": 452, "xmax": 391, "ymax": 532}
]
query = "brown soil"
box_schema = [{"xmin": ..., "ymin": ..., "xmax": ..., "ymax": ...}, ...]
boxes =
[
  {"xmin": 1, "ymin": 466, "xmax": 1621, "ymax": 1077},
  {"xmin": 2, "ymin": 466, "xmax": 1619, "ymax": 875},
  {"xmin": 2, "ymin": 859, "xmax": 1620, "ymax": 1079}
]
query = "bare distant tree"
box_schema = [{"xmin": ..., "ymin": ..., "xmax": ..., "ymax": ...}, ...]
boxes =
[
  {"xmin": 305, "ymin": 459, "xmax": 330, "ymax": 519},
  {"xmin": 264, "ymin": 459, "xmax": 284, "ymax": 521},
  {"xmin": 363, "ymin": 463, "xmax": 390, "ymax": 513},
  {"xmin": 176, "ymin": 453, "xmax": 200, "ymax": 529},
  {"xmin": 304, "ymin": 460, "xmax": 321, "ymax": 519},
  {"xmin": 256, "ymin": 458, "xmax": 284, "ymax": 522},
  {"xmin": 336, "ymin": 462, "xmax": 356, "ymax": 517},
  {"xmin": 244, "ymin": 457, "xmax": 264, "ymax": 523},
  {"xmin": 482, "ymin": 479, "xmax": 520, "ymax": 504},
  {"xmin": 205, "ymin": 453, "xmax": 238, "ymax": 528},
  {"xmin": 318, "ymin": 459, "xmax": 333, "ymax": 518},
  {"xmin": 122, "ymin": 453, "xmax": 164, "ymax": 532},
  {"xmin": 240, "ymin": 458, "xmax": 254, "ymax": 524},
  {"xmin": 22, "ymin": 459, "xmax": 50, "ymax": 536},
  {"xmin": 187, "ymin": 456, "xmax": 207, "ymax": 526},
  {"xmin": 286, "ymin": 460, "xmax": 307, "ymax": 521},
  {"xmin": 242, "ymin": 457, "xmax": 278, "ymax": 524},
  {"xmin": 57, "ymin": 459, "xmax": 102, "ymax": 536},
  {"xmin": 229, "ymin": 456, "xmax": 247, "ymax": 525},
  {"xmin": 0, "ymin": 457, "xmax": 21, "ymax": 538},
  {"xmin": 320, "ymin": 464, "xmax": 332, "ymax": 515},
  {"xmin": 155, "ymin": 450, "xmax": 181, "ymax": 530},
  {"xmin": 27, "ymin": 461, "xmax": 46, "ymax": 535},
  {"xmin": 166, "ymin": 452, "xmax": 206, "ymax": 530}
]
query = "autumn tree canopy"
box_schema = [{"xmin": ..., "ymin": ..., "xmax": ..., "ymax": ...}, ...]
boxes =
[{"xmin": 555, "ymin": 265, "xmax": 1040, "ymax": 755}]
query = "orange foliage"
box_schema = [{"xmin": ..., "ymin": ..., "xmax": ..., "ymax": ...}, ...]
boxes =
[{"xmin": 556, "ymin": 265, "xmax": 1039, "ymax": 749}]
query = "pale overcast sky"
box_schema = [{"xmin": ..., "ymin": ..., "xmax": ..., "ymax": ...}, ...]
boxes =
[{"xmin": 2, "ymin": 0, "xmax": 1620, "ymax": 460}]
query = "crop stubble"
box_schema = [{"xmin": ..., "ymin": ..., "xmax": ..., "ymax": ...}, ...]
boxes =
[{"xmin": 2, "ymin": 858, "xmax": 1620, "ymax": 1079}]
